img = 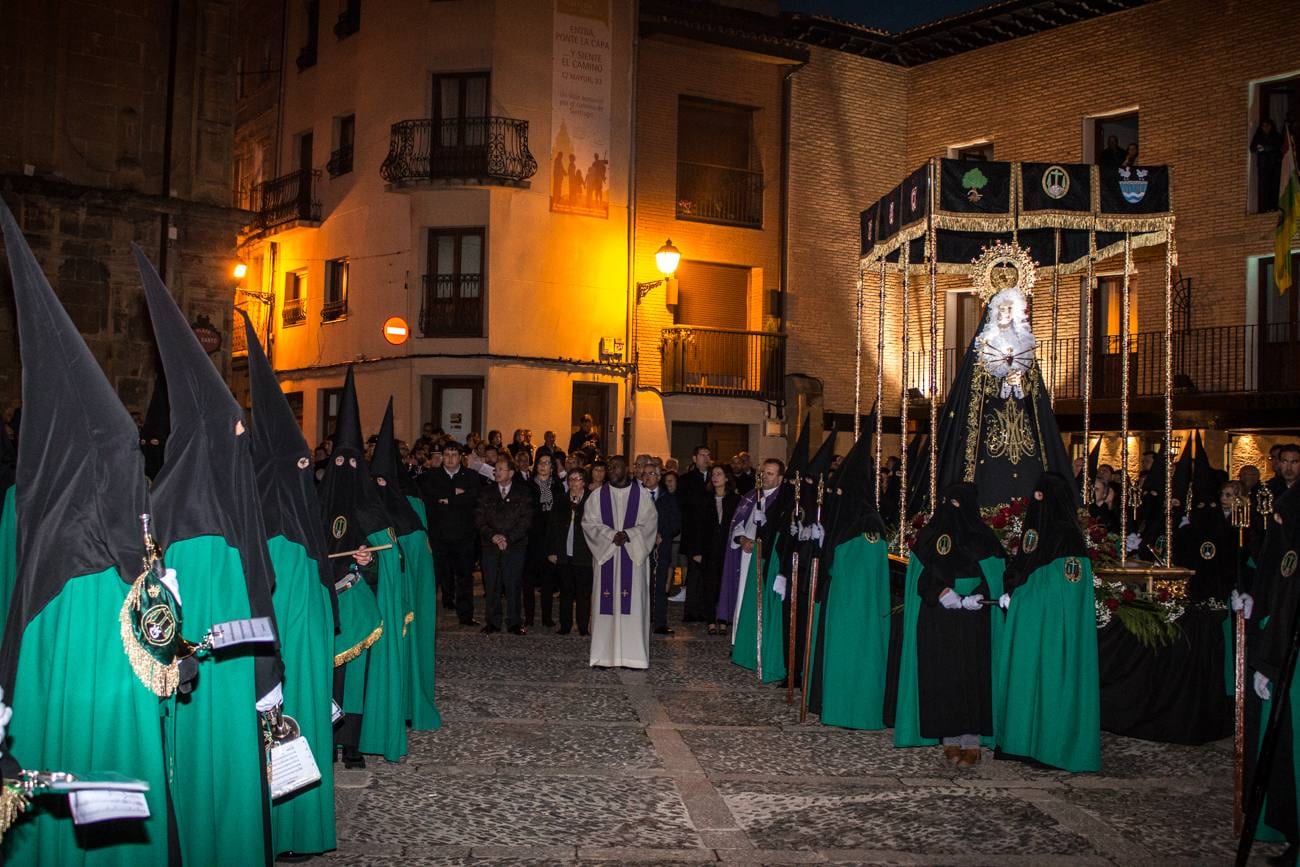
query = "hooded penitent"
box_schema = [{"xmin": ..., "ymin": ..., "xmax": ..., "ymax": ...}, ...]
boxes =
[
  {"xmin": 1135, "ymin": 450, "xmax": 1168, "ymax": 560},
  {"xmin": 317, "ymin": 369, "xmax": 410, "ymax": 762},
  {"xmin": 1174, "ymin": 432, "xmax": 1236, "ymax": 602},
  {"xmin": 812, "ymin": 424, "xmax": 892, "ymax": 731},
  {"xmin": 370, "ymin": 398, "xmax": 441, "ymax": 731},
  {"xmin": 997, "ymin": 471, "xmax": 1100, "ymax": 772},
  {"xmin": 136, "ymin": 245, "xmax": 282, "ymax": 867},
  {"xmin": 138, "ymin": 367, "xmax": 169, "ymax": 481},
  {"xmin": 895, "ymin": 482, "xmax": 1006, "ymax": 748},
  {"xmin": 782, "ymin": 422, "xmax": 838, "ymax": 687},
  {"xmin": 0, "ymin": 201, "xmax": 168, "ymax": 865},
  {"xmin": 240, "ymin": 310, "xmax": 337, "ymax": 856}
]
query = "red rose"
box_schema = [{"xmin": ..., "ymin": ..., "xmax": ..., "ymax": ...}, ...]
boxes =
[
  {"xmin": 912, "ymin": 513, "xmax": 927, "ymax": 529},
  {"xmin": 1122, "ymin": 588, "xmax": 1136, "ymax": 602},
  {"xmin": 1089, "ymin": 526, "xmax": 1106, "ymax": 543},
  {"xmin": 991, "ymin": 513, "xmax": 1008, "ymax": 529},
  {"xmin": 1105, "ymin": 598, "xmax": 1120, "ymax": 612},
  {"xmin": 1010, "ymin": 499, "xmax": 1025, "ymax": 516},
  {"xmin": 999, "ymin": 506, "xmax": 1012, "ymax": 519}
]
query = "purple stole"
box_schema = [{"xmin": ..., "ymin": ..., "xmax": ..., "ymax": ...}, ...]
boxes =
[{"xmin": 598, "ymin": 482, "xmax": 642, "ymax": 615}]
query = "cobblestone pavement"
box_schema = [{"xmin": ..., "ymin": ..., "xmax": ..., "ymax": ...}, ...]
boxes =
[{"xmin": 316, "ymin": 603, "xmax": 1284, "ymax": 866}]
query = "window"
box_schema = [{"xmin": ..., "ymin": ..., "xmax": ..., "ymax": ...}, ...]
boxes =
[
  {"xmin": 323, "ymin": 258, "xmax": 348, "ymax": 322},
  {"xmin": 676, "ymin": 97, "xmax": 762, "ymax": 228},
  {"xmin": 334, "ymin": 0, "xmax": 360, "ymax": 38},
  {"xmin": 1087, "ymin": 111, "xmax": 1140, "ymax": 167},
  {"xmin": 1250, "ymin": 76, "xmax": 1298, "ymax": 213},
  {"xmin": 327, "ymin": 114, "xmax": 355, "ymax": 177},
  {"xmin": 320, "ymin": 386, "xmax": 343, "ymax": 441},
  {"xmin": 422, "ymin": 228, "xmax": 484, "ymax": 337},
  {"xmin": 283, "ymin": 270, "xmax": 307, "ymax": 326},
  {"xmin": 284, "ymin": 391, "xmax": 305, "ymax": 432},
  {"xmin": 1089, "ymin": 275, "xmax": 1140, "ymax": 399},
  {"xmin": 952, "ymin": 142, "xmax": 994, "ymax": 161},
  {"xmin": 297, "ymin": 0, "xmax": 320, "ymax": 71},
  {"xmin": 1256, "ymin": 254, "xmax": 1300, "ymax": 390},
  {"xmin": 673, "ymin": 260, "xmax": 748, "ymax": 329}
]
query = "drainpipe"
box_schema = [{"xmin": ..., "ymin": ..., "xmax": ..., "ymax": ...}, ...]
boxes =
[
  {"xmin": 158, "ymin": 0, "xmax": 181, "ymax": 277},
  {"xmin": 624, "ymin": 0, "xmax": 641, "ymax": 457}
]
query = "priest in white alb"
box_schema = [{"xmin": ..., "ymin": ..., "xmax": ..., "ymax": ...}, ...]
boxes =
[{"xmin": 584, "ymin": 455, "xmax": 658, "ymax": 668}]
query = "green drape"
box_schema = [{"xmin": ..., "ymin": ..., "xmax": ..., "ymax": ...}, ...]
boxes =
[
  {"xmin": 731, "ymin": 536, "xmax": 787, "ymax": 683},
  {"xmin": 397, "ymin": 529, "xmax": 441, "ymax": 731},
  {"xmin": 407, "ymin": 495, "xmax": 428, "ymax": 530},
  {"xmin": 266, "ymin": 535, "xmax": 337, "ymax": 856},
  {"xmin": 167, "ymin": 535, "xmax": 268, "ymax": 867},
  {"xmin": 996, "ymin": 555, "xmax": 1101, "ymax": 772},
  {"xmin": 357, "ymin": 529, "xmax": 411, "ymax": 761},
  {"xmin": 894, "ymin": 555, "xmax": 1005, "ymax": 748},
  {"xmin": 2, "ymin": 566, "xmax": 169, "ymax": 866},
  {"xmin": 335, "ymin": 575, "xmax": 381, "ymax": 715},
  {"xmin": 818, "ymin": 534, "xmax": 891, "ymax": 730}
]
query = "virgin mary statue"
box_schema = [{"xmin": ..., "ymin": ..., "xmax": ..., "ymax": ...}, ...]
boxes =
[{"xmin": 909, "ymin": 243, "xmax": 1076, "ymax": 513}]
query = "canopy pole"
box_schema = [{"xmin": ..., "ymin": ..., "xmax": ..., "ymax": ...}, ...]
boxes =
[
  {"xmin": 854, "ymin": 262, "xmax": 865, "ymax": 441},
  {"xmin": 1119, "ymin": 233, "xmax": 1132, "ymax": 565},
  {"xmin": 1164, "ymin": 220, "xmax": 1177, "ymax": 559},
  {"xmin": 1082, "ymin": 225, "xmax": 1095, "ymax": 506},
  {"xmin": 1050, "ymin": 229, "xmax": 1061, "ymax": 410},
  {"xmin": 876, "ymin": 258, "xmax": 886, "ymax": 508},
  {"xmin": 898, "ymin": 243, "xmax": 911, "ymax": 554},
  {"xmin": 927, "ymin": 158, "xmax": 939, "ymax": 516}
]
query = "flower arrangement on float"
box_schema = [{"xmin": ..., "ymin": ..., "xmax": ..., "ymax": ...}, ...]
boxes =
[{"xmin": 889, "ymin": 498, "xmax": 1184, "ymax": 647}]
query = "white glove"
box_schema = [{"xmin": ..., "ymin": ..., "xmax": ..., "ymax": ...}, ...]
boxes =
[
  {"xmin": 961, "ymin": 593, "xmax": 984, "ymax": 611},
  {"xmin": 939, "ymin": 589, "xmax": 962, "ymax": 610},
  {"xmin": 161, "ymin": 567, "xmax": 182, "ymax": 606},
  {"xmin": 1179, "ymin": 515, "xmax": 1191, "ymax": 528},
  {"xmin": 1125, "ymin": 533, "xmax": 1143, "ymax": 553},
  {"xmin": 773, "ymin": 574, "xmax": 788, "ymax": 601},
  {"xmin": 752, "ymin": 510, "xmax": 766, "ymax": 527},
  {"xmin": 808, "ymin": 522, "xmax": 824, "ymax": 542},
  {"xmin": 256, "ymin": 682, "xmax": 284, "ymax": 713},
  {"xmin": 998, "ymin": 593, "xmax": 1011, "ymax": 610},
  {"xmin": 0, "ymin": 685, "xmax": 11, "ymax": 758},
  {"xmin": 1255, "ymin": 671, "xmax": 1272, "ymax": 701},
  {"xmin": 790, "ymin": 520, "xmax": 802, "ymax": 537},
  {"xmin": 1230, "ymin": 591, "xmax": 1255, "ymax": 620}
]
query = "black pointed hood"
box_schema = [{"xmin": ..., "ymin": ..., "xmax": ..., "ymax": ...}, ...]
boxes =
[
  {"xmin": 1171, "ymin": 434, "xmax": 1195, "ymax": 514},
  {"xmin": 0, "ymin": 201, "xmax": 148, "ymax": 691},
  {"xmin": 1191, "ymin": 432, "xmax": 1219, "ymax": 505},
  {"xmin": 370, "ymin": 398, "xmax": 419, "ymax": 499},
  {"xmin": 0, "ymin": 417, "xmax": 14, "ymax": 499},
  {"xmin": 823, "ymin": 415, "xmax": 887, "ymax": 579},
  {"xmin": 240, "ymin": 310, "xmax": 333, "ymax": 599},
  {"xmin": 797, "ymin": 422, "xmax": 838, "ymax": 519},
  {"xmin": 134, "ymin": 246, "xmax": 278, "ymax": 674},
  {"xmin": 369, "ymin": 398, "xmax": 423, "ymax": 536},
  {"xmin": 786, "ymin": 414, "xmax": 811, "ymax": 480},
  {"xmin": 139, "ymin": 364, "xmax": 169, "ymax": 480},
  {"xmin": 317, "ymin": 367, "xmax": 392, "ymax": 580}
]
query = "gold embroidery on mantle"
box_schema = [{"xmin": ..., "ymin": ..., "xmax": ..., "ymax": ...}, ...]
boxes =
[{"xmin": 985, "ymin": 399, "xmax": 1037, "ymax": 465}]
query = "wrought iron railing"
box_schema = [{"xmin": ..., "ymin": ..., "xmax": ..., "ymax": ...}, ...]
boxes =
[
  {"xmin": 419, "ymin": 274, "xmax": 483, "ymax": 337},
  {"xmin": 326, "ymin": 145, "xmax": 353, "ymax": 177},
  {"xmin": 321, "ymin": 297, "xmax": 347, "ymax": 323},
  {"xmin": 675, "ymin": 161, "xmax": 764, "ymax": 228},
  {"xmin": 248, "ymin": 169, "xmax": 321, "ymax": 231},
  {"xmin": 660, "ymin": 327, "xmax": 785, "ymax": 402},
  {"xmin": 381, "ymin": 117, "xmax": 538, "ymax": 186},
  {"xmin": 282, "ymin": 297, "xmax": 307, "ymax": 327},
  {"xmin": 906, "ymin": 324, "xmax": 1300, "ymax": 403}
]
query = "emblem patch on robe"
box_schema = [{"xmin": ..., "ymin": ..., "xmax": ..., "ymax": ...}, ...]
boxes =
[
  {"xmin": 1283, "ymin": 550, "xmax": 1298, "ymax": 578},
  {"xmin": 936, "ymin": 534, "xmax": 952, "ymax": 556},
  {"xmin": 387, "ymin": 527, "xmax": 398, "ymax": 543},
  {"xmin": 985, "ymin": 400, "xmax": 1037, "ymax": 465},
  {"xmin": 1064, "ymin": 557, "xmax": 1082, "ymax": 582},
  {"xmin": 143, "ymin": 604, "xmax": 177, "ymax": 646},
  {"xmin": 331, "ymin": 516, "xmax": 348, "ymax": 539},
  {"xmin": 297, "ymin": 456, "xmax": 311, "ymax": 469},
  {"xmin": 865, "ymin": 531, "xmax": 880, "ymax": 543},
  {"xmin": 1022, "ymin": 529, "xmax": 1039, "ymax": 552},
  {"xmin": 1199, "ymin": 541, "xmax": 1216, "ymax": 560}
]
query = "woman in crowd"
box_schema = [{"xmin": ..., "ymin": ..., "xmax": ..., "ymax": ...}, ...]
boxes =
[
  {"xmin": 549, "ymin": 467, "xmax": 593, "ymax": 635},
  {"xmin": 705, "ymin": 464, "xmax": 740, "ymax": 635},
  {"xmin": 524, "ymin": 451, "xmax": 565, "ymax": 628}
]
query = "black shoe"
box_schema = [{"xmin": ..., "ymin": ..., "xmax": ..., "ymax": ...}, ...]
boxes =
[
  {"xmin": 578, "ymin": 629, "xmax": 589, "ymax": 637},
  {"xmin": 1267, "ymin": 845, "xmax": 1298, "ymax": 867},
  {"xmin": 277, "ymin": 854, "xmax": 315, "ymax": 863},
  {"xmin": 508, "ymin": 625, "xmax": 527, "ymax": 635},
  {"xmin": 460, "ymin": 618, "xmax": 480, "ymax": 627},
  {"xmin": 654, "ymin": 626, "xmax": 675, "ymax": 635},
  {"xmin": 341, "ymin": 747, "xmax": 366, "ymax": 769},
  {"xmin": 481, "ymin": 624, "xmax": 500, "ymax": 634}
]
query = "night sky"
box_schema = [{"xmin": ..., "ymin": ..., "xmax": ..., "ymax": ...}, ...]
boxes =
[{"xmin": 779, "ymin": 0, "xmax": 996, "ymax": 32}]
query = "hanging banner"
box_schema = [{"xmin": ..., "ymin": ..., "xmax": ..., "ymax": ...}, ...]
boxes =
[{"xmin": 550, "ymin": 0, "xmax": 612, "ymax": 219}]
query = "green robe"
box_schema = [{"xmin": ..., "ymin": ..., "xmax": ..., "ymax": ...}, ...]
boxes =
[
  {"xmin": 407, "ymin": 495, "xmax": 428, "ymax": 530},
  {"xmin": 335, "ymin": 574, "xmax": 382, "ymax": 715},
  {"xmin": 266, "ymin": 535, "xmax": 337, "ymax": 856},
  {"xmin": 357, "ymin": 529, "xmax": 411, "ymax": 761},
  {"xmin": 996, "ymin": 555, "xmax": 1101, "ymax": 772},
  {"xmin": 1251, "ymin": 612, "xmax": 1300, "ymax": 845},
  {"xmin": 819, "ymin": 534, "xmax": 891, "ymax": 730},
  {"xmin": 168, "ymin": 535, "xmax": 268, "ymax": 867},
  {"xmin": 2, "ymin": 566, "xmax": 169, "ymax": 866},
  {"xmin": 731, "ymin": 535, "xmax": 787, "ymax": 683},
  {"xmin": 397, "ymin": 528, "xmax": 441, "ymax": 731},
  {"xmin": 0, "ymin": 485, "xmax": 15, "ymax": 644},
  {"xmin": 895, "ymin": 555, "xmax": 1005, "ymax": 748}
]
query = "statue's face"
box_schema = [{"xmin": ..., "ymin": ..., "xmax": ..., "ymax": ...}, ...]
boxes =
[{"xmin": 996, "ymin": 302, "xmax": 1014, "ymax": 327}]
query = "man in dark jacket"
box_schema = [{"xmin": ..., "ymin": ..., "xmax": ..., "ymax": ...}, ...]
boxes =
[
  {"xmin": 642, "ymin": 463, "xmax": 680, "ymax": 635},
  {"xmin": 549, "ymin": 467, "xmax": 593, "ymax": 635},
  {"xmin": 421, "ymin": 440, "xmax": 483, "ymax": 625},
  {"xmin": 475, "ymin": 457, "xmax": 533, "ymax": 634},
  {"xmin": 677, "ymin": 445, "xmax": 713, "ymax": 621}
]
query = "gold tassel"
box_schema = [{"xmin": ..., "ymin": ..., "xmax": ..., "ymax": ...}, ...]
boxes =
[
  {"xmin": 402, "ymin": 611, "xmax": 414, "ymax": 638},
  {"xmin": 118, "ymin": 572, "xmax": 180, "ymax": 698},
  {"xmin": 333, "ymin": 622, "xmax": 383, "ymax": 668},
  {"xmin": 0, "ymin": 783, "xmax": 29, "ymax": 838}
]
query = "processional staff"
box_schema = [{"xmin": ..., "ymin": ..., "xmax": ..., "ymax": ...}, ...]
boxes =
[
  {"xmin": 1228, "ymin": 492, "xmax": 1252, "ymax": 837},
  {"xmin": 787, "ymin": 471, "xmax": 803, "ymax": 707},
  {"xmin": 800, "ymin": 475, "xmax": 826, "ymax": 724},
  {"xmin": 754, "ymin": 485, "xmax": 765, "ymax": 682}
]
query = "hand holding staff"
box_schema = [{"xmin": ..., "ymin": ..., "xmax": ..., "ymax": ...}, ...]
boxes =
[
  {"xmin": 327, "ymin": 543, "xmax": 394, "ymax": 559},
  {"xmin": 800, "ymin": 475, "xmax": 826, "ymax": 724}
]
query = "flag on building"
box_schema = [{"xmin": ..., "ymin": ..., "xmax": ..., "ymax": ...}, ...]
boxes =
[{"xmin": 1276, "ymin": 126, "xmax": 1299, "ymax": 294}]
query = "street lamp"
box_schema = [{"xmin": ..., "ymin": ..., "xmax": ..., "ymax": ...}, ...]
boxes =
[
  {"xmin": 630, "ymin": 240, "xmax": 683, "ymax": 454},
  {"xmin": 232, "ymin": 262, "xmax": 248, "ymax": 281},
  {"xmin": 654, "ymin": 239, "xmax": 680, "ymax": 278}
]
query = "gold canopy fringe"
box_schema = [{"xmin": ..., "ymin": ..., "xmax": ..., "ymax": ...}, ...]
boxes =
[
  {"xmin": 334, "ymin": 622, "xmax": 383, "ymax": 668},
  {"xmin": 932, "ymin": 213, "xmax": 1016, "ymax": 233}
]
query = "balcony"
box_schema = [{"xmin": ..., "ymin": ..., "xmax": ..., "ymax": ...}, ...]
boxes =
[
  {"xmin": 906, "ymin": 324, "xmax": 1300, "ymax": 406},
  {"xmin": 675, "ymin": 162, "xmax": 763, "ymax": 228},
  {"xmin": 381, "ymin": 117, "xmax": 538, "ymax": 189},
  {"xmin": 326, "ymin": 145, "xmax": 353, "ymax": 177},
  {"xmin": 247, "ymin": 169, "xmax": 321, "ymax": 233},
  {"xmin": 321, "ymin": 298, "xmax": 347, "ymax": 323},
  {"xmin": 660, "ymin": 327, "xmax": 785, "ymax": 402},
  {"xmin": 282, "ymin": 297, "xmax": 307, "ymax": 327},
  {"xmin": 419, "ymin": 274, "xmax": 483, "ymax": 337}
]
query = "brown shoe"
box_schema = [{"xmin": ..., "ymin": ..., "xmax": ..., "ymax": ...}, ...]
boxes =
[
  {"xmin": 942, "ymin": 745, "xmax": 962, "ymax": 764},
  {"xmin": 957, "ymin": 747, "xmax": 981, "ymax": 767}
]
